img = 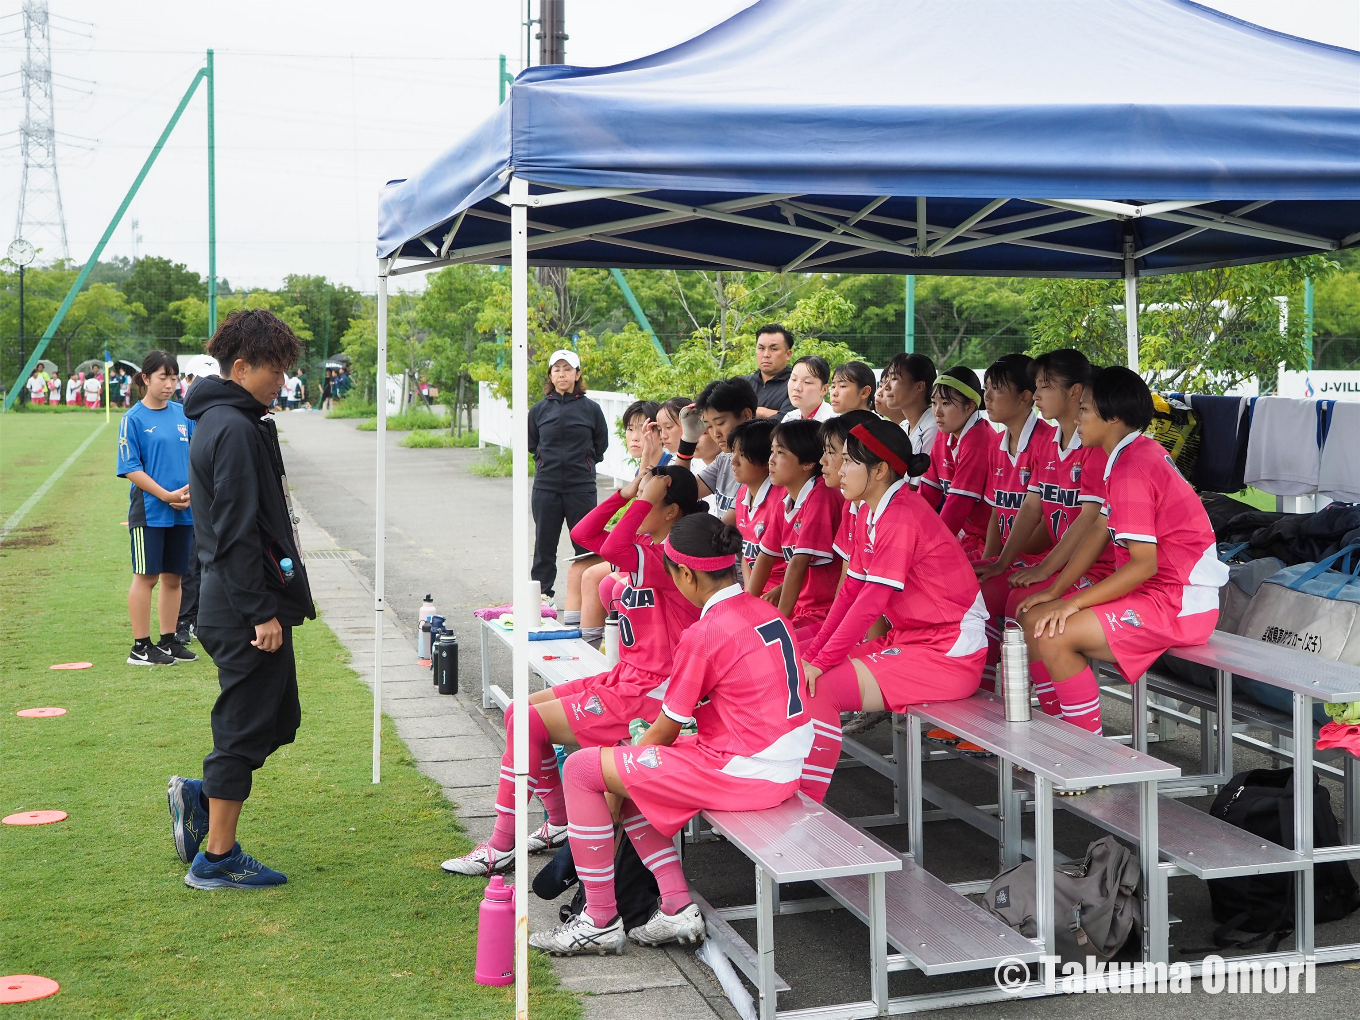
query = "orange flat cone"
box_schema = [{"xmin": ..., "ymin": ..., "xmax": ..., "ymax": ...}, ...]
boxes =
[
  {"xmin": 16, "ymin": 707, "xmax": 67, "ymax": 718},
  {"xmin": 49, "ymin": 662, "xmax": 92, "ymax": 670},
  {"xmin": 0, "ymin": 975, "xmax": 60, "ymax": 1004},
  {"xmin": 2, "ymin": 810, "xmax": 67, "ymax": 826}
]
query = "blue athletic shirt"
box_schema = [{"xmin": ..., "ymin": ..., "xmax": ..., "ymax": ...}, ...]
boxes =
[{"xmin": 118, "ymin": 401, "xmax": 194, "ymax": 528}]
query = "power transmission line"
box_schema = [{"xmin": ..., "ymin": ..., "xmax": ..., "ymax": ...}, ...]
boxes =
[{"xmin": 15, "ymin": 0, "xmax": 70, "ymax": 260}]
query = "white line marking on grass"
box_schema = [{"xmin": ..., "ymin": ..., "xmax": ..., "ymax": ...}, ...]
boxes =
[{"xmin": 0, "ymin": 421, "xmax": 108, "ymax": 546}]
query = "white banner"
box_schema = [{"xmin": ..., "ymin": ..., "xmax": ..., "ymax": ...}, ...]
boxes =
[{"xmin": 1277, "ymin": 370, "xmax": 1360, "ymax": 402}]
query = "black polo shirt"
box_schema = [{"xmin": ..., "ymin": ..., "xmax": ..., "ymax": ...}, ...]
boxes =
[{"xmin": 745, "ymin": 366, "xmax": 794, "ymax": 416}]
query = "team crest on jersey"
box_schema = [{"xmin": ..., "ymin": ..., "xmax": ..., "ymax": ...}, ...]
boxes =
[
  {"xmin": 636, "ymin": 746, "xmax": 662, "ymax": 769},
  {"xmin": 1019, "ymin": 467, "xmax": 1032, "ymax": 487},
  {"xmin": 1070, "ymin": 463, "xmax": 1082, "ymax": 483},
  {"xmin": 879, "ymin": 647, "xmax": 902, "ymax": 657},
  {"xmin": 177, "ymin": 424, "xmax": 188, "ymax": 437},
  {"xmin": 582, "ymin": 695, "xmax": 604, "ymax": 716},
  {"xmin": 1120, "ymin": 609, "xmax": 1144, "ymax": 628},
  {"xmin": 755, "ymin": 523, "xmax": 765, "ymax": 537}
]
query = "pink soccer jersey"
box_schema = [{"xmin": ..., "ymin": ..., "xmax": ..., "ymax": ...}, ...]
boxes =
[
  {"xmin": 919, "ymin": 412, "xmax": 993, "ymax": 551},
  {"xmin": 661, "ymin": 586, "xmax": 813, "ymax": 766},
  {"xmin": 571, "ymin": 492, "xmax": 700, "ymax": 677},
  {"xmin": 833, "ymin": 499, "xmax": 860, "ymax": 563},
  {"xmin": 984, "ymin": 412, "xmax": 1054, "ymax": 545},
  {"xmin": 1027, "ymin": 426, "xmax": 1116, "ymax": 580},
  {"xmin": 759, "ymin": 476, "xmax": 842, "ymax": 620},
  {"xmin": 1100, "ymin": 434, "xmax": 1228, "ymax": 610},
  {"xmin": 735, "ymin": 479, "xmax": 787, "ymax": 591},
  {"xmin": 856, "ymin": 481, "xmax": 985, "ymax": 632}
]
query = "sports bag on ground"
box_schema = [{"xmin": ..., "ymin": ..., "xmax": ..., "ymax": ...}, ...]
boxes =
[
  {"xmin": 1205, "ymin": 767, "xmax": 1360, "ymax": 950},
  {"xmin": 983, "ymin": 835, "xmax": 1142, "ymax": 963},
  {"xmin": 560, "ymin": 827, "xmax": 660, "ymax": 930}
]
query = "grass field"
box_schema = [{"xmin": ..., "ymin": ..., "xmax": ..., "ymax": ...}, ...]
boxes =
[{"xmin": 0, "ymin": 413, "xmax": 578, "ymax": 1020}]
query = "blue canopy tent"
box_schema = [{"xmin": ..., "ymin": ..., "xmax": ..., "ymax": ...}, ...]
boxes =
[{"xmin": 370, "ymin": 2, "xmax": 1359, "ymax": 1008}]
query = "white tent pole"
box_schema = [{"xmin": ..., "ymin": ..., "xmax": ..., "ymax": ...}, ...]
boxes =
[
  {"xmin": 1123, "ymin": 247, "xmax": 1139, "ymax": 372},
  {"xmin": 373, "ymin": 264, "xmax": 388, "ymax": 784},
  {"xmin": 509, "ymin": 173, "xmax": 531, "ymax": 1020}
]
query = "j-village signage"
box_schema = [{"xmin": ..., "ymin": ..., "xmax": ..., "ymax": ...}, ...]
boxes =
[{"xmin": 1277, "ymin": 370, "xmax": 1360, "ymax": 402}]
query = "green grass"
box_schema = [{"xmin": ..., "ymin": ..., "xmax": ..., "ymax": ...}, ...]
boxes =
[
  {"xmin": 1226, "ymin": 487, "xmax": 1278, "ymax": 511},
  {"xmin": 0, "ymin": 414, "xmax": 578, "ymax": 1020},
  {"xmin": 354, "ymin": 408, "xmax": 452, "ymax": 433},
  {"xmin": 399, "ymin": 429, "xmax": 480, "ymax": 449},
  {"xmin": 324, "ymin": 399, "xmax": 377, "ymax": 420},
  {"xmin": 467, "ymin": 447, "xmax": 534, "ymax": 478}
]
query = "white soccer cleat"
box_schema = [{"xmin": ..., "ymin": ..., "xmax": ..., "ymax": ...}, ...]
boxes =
[
  {"xmin": 529, "ymin": 911, "xmax": 627, "ymax": 956},
  {"xmin": 627, "ymin": 902, "xmax": 707, "ymax": 946},
  {"xmin": 440, "ymin": 842, "xmax": 512, "ymax": 876},
  {"xmin": 527, "ymin": 820, "xmax": 568, "ymax": 855}
]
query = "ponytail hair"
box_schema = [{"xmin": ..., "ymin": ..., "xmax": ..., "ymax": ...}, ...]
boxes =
[
  {"xmin": 844, "ymin": 416, "xmax": 930, "ymax": 481},
  {"xmin": 663, "ymin": 513, "xmax": 742, "ymax": 582}
]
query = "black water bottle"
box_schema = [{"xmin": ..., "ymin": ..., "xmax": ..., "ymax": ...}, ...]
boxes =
[{"xmin": 435, "ymin": 633, "xmax": 459, "ymax": 695}]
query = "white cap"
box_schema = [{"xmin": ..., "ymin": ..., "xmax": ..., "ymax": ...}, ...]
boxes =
[{"xmin": 547, "ymin": 349, "xmax": 581, "ymax": 371}]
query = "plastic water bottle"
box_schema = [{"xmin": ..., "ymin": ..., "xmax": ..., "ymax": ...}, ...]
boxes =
[
  {"xmin": 1001, "ymin": 624, "xmax": 1032, "ymax": 723},
  {"xmin": 418, "ymin": 620, "xmax": 433, "ymax": 662},
  {"xmin": 279, "ymin": 558, "xmax": 295, "ymax": 584},
  {"xmin": 474, "ymin": 875, "xmax": 515, "ymax": 986},
  {"xmin": 418, "ymin": 594, "xmax": 437, "ymax": 656},
  {"xmin": 603, "ymin": 608, "xmax": 621, "ymax": 666}
]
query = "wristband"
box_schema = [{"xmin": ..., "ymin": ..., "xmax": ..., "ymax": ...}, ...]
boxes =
[
  {"xmin": 676, "ymin": 453, "xmax": 694, "ymax": 462},
  {"xmin": 678, "ymin": 439, "xmax": 698, "ymax": 458}
]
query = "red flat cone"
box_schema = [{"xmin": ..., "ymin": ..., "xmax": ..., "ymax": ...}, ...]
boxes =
[
  {"xmin": 0, "ymin": 975, "xmax": 60, "ymax": 1004},
  {"xmin": 49, "ymin": 662, "xmax": 92, "ymax": 671},
  {"xmin": 2, "ymin": 810, "xmax": 67, "ymax": 826},
  {"xmin": 16, "ymin": 707, "xmax": 66, "ymax": 718}
]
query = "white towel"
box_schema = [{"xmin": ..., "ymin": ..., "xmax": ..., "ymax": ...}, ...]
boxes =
[
  {"xmin": 1320, "ymin": 402, "xmax": 1360, "ymax": 503},
  {"xmin": 1243, "ymin": 397, "xmax": 1319, "ymax": 496}
]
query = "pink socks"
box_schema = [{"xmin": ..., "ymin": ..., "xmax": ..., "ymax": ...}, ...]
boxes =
[
  {"xmin": 800, "ymin": 660, "xmax": 863, "ymax": 803},
  {"xmin": 562, "ymin": 749, "xmax": 619, "ymax": 926},
  {"xmin": 1029, "ymin": 661, "xmax": 1062, "ymax": 718},
  {"xmin": 621, "ymin": 805, "xmax": 690, "ymax": 915},
  {"xmin": 489, "ymin": 702, "xmax": 565, "ymax": 852},
  {"xmin": 1054, "ymin": 666, "xmax": 1103, "ymax": 735}
]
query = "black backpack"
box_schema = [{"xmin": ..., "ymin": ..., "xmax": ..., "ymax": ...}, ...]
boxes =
[
  {"xmin": 1206, "ymin": 767, "xmax": 1360, "ymax": 950},
  {"xmin": 537, "ymin": 828, "xmax": 661, "ymax": 931}
]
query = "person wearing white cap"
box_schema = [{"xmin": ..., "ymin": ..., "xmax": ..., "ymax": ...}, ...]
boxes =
[{"xmin": 527, "ymin": 349, "xmax": 609, "ymax": 597}]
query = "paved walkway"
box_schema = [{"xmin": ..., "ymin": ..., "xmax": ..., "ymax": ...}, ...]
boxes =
[{"xmin": 293, "ymin": 493, "xmax": 732, "ymax": 1020}]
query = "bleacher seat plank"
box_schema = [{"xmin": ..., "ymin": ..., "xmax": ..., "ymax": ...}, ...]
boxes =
[
  {"xmin": 1170, "ymin": 632, "xmax": 1360, "ymax": 702},
  {"xmin": 822, "ymin": 857, "xmax": 1040, "ymax": 976}
]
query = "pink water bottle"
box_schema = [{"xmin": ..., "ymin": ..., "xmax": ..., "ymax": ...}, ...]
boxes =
[{"xmin": 474, "ymin": 875, "xmax": 515, "ymax": 986}]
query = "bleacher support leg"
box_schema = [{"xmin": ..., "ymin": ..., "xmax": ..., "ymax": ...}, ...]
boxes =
[
  {"xmin": 892, "ymin": 713, "xmax": 910, "ymax": 826},
  {"xmin": 1294, "ymin": 692, "xmax": 1316, "ymax": 960},
  {"xmin": 1140, "ymin": 779, "xmax": 1168, "ymax": 963},
  {"xmin": 1033, "ymin": 776, "xmax": 1055, "ymax": 989},
  {"xmin": 999, "ymin": 757, "xmax": 1021, "ymax": 869},
  {"xmin": 906, "ymin": 714, "xmax": 924, "ymax": 862},
  {"xmin": 480, "ymin": 625, "xmax": 492, "ymax": 710},
  {"xmin": 1132, "ymin": 676, "xmax": 1149, "ymax": 754},
  {"xmin": 868, "ymin": 871, "xmax": 888, "ymax": 1015},
  {"xmin": 1217, "ymin": 670, "xmax": 1233, "ymax": 782},
  {"xmin": 1346, "ymin": 754, "xmax": 1360, "ymax": 845},
  {"xmin": 755, "ymin": 866, "xmax": 778, "ymax": 1020}
]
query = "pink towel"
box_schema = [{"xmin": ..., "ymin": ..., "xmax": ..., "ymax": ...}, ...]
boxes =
[
  {"xmin": 473, "ymin": 603, "xmax": 557, "ymax": 621},
  {"xmin": 1317, "ymin": 721, "xmax": 1360, "ymax": 758}
]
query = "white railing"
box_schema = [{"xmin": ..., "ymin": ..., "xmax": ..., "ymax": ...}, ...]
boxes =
[{"xmin": 478, "ymin": 382, "xmax": 640, "ymax": 487}]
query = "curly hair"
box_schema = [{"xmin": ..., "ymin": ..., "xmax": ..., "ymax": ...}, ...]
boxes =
[{"xmin": 206, "ymin": 308, "xmax": 302, "ymax": 373}]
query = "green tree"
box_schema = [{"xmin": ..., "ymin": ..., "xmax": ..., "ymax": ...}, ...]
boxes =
[
  {"xmin": 123, "ymin": 256, "xmax": 206, "ymax": 346},
  {"xmin": 1312, "ymin": 264, "xmax": 1360, "ymax": 369},
  {"xmin": 168, "ymin": 291, "xmax": 314, "ymax": 354},
  {"xmin": 415, "ymin": 265, "xmax": 499, "ymax": 433},
  {"xmin": 279, "ymin": 274, "xmax": 365, "ymax": 365}
]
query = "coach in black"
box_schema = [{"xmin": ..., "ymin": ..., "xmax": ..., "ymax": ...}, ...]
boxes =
[{"xmin": 168, "ymin": 309, "xmax": 315, "ymax": 889}]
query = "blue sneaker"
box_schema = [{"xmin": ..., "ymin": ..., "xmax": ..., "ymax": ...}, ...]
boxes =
[
  {"xmin": 167, "ymin": 775, "xmax": 210, "ymax": 864},
  {"xmin": 184, "ymin": 843, "xmax": 287, "ymax": 890}
]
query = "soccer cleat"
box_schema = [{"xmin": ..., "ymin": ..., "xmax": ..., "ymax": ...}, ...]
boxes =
[
  {"xmin": 529, "ymin": 911, "xmax": 626, "ymax": 956},
  {"xmin": 628, "ymin": 902, "xmax": 706, "ymax": 946},
  {"xmin": 956, "ymin": 741, "xmax": 995, "ymax": 758},
  {"xmin": 157, "ymin": 637, "xmax": 199, "ymax": 662},
  {"xmin": 441, "ymin": 842, "xmax": 513, "ymax": 876},
  {"xmin": 925, "ymin": 727, "xmax": 960, "ymax": 744},
  {"xmin": 184, "ymin": 843, "xmax": 287, "ymax": 889},
  {"xmin": 128, "ymin": 642, "xmax": 176, "ymax": 666},
  {"xmin": 167, "ymin": 775, "xmax": 210, "ymax": 864},
  {"xmin": 841, "ymin": 711, "xmax": 891, "ymax": 737},
  {"xmin": 527, "ymin": 820, "xmax": 568, "ymax": 855}
]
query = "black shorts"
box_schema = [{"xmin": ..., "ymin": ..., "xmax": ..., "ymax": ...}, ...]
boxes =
[{"xmin": 130, "ymin": 524, "xmax": 194, "ymax": 576}]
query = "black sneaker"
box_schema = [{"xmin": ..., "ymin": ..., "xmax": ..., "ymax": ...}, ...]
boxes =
[
  {"xmin": 174, "ymin": 627, "xmax": 194, "ymax": 646},
  {"xmin": 157, "ymin": 637, "xmax": 199, "ymax": 662},
  {"xmin": 128, "ymin": 642, "xmax": 176, "ymax": 666}
]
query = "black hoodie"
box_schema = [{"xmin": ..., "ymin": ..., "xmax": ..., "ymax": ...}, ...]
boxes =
[{"xmin": 184, "ymin": 376, "xmax": 315, "ymax": 629}]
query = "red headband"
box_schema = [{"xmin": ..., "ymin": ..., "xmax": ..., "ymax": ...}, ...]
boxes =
[
  {"xmin": 850, "ymin": 424, "xmax": 910, "ymax": 476},
  {"xmin": 663, "ymin": 537, "xmax": 737, "ymax": 572}
]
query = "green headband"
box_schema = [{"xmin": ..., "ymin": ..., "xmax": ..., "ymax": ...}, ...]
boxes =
[{"xmin": 936, "ymin": 374, "xmax": 981, "ymax": 405}]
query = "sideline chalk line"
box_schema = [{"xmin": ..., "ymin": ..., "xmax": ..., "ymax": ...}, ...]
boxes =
[{"xmin": 0, "ymin": 421, "xmax": 108, "ymax": 546}]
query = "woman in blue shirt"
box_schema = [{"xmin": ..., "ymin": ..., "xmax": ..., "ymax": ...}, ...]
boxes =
[{"xmin": 118, "ymin": 350, "xmax": 198, "ymax": 666}]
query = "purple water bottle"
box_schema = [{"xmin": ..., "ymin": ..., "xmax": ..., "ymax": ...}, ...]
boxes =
[{"xmin": 474, "ymin": 875, "xmax": 515, "ymax": 986}]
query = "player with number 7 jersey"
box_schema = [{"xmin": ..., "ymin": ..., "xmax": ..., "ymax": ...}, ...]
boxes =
[{"xmin": 617, "ymin": 585, "xmax": 816, "ymax": 837}]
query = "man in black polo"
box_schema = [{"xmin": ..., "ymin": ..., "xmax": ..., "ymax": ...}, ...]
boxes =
[{"xmin": 746, "ymin": 323, "xmax": 796, "ymax": 419}]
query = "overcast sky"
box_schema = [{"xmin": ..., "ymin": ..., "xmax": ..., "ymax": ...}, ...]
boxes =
[{"xmin": 3, "ymin": 0, "xmax": 1357, "ymax": 295}]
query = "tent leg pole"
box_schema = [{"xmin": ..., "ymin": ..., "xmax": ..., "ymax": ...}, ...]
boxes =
[
  {"xmin": 509, "ymin": 174, "xmax": 532, "ymax": 1020},
  {"xmin": 1124, "ymin": 251, "xmax": 1139, "ymax": 372},
  {"xmin": 374, "ymin": 266, "xmax": 388, "ymax": 784}
]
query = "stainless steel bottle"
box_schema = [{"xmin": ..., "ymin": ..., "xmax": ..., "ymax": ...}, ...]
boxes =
[{"xmin": 1001, "ymin": 624, "xmax": 1032, "ymax": 723}]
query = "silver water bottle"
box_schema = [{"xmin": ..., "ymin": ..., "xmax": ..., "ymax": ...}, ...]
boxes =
[
  {"xmin": 1001, "ymin": 624, "xmax": 1032, "ymax": 723},
  {"xmin": 603, "ymin": 609, "xmax": 621, "ymax": 667}
]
